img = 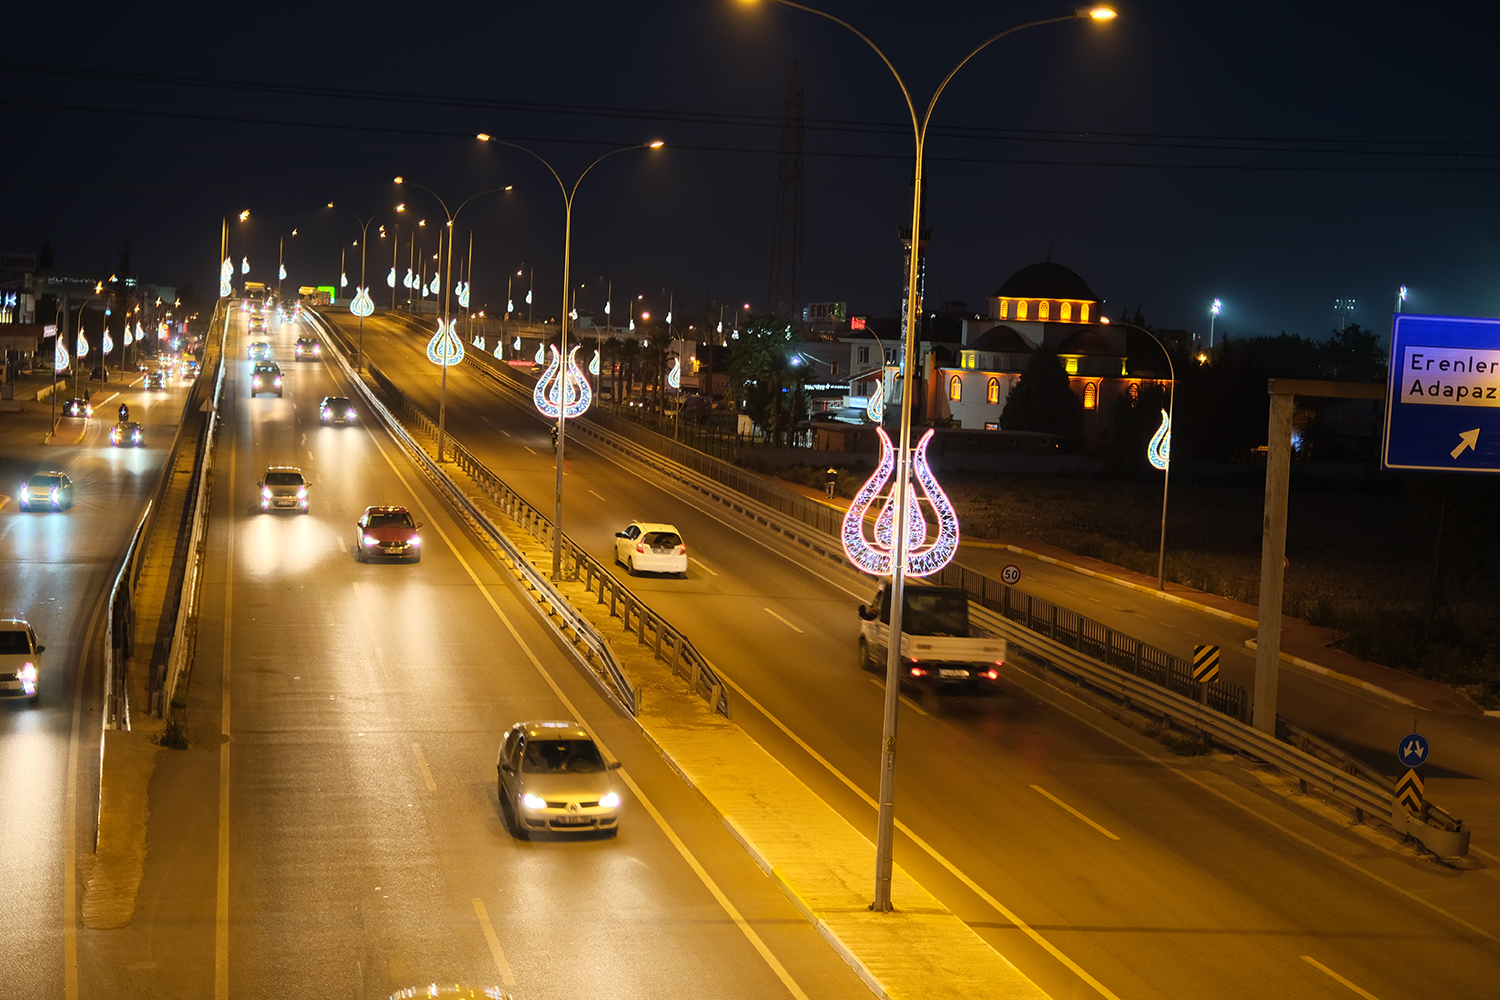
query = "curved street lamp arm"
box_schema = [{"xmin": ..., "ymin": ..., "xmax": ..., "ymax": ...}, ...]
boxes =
[
  {"xmin": 568, "ymin": 143, "xmax": 659, "ymax": 206},
  {"xmin": 765, "ymin": 0, "xmax": 918, "ymax": 137},
  {"xmin": 451, "ymin": 185, "xmax": 516, "ymax": 226},
  {"xmin": 1111, "ymin": 320, "xmax": 1177, "ymax": 387},
  {"xmin": 922, "ymin": 14, "xmax": 1081, "ymax": 140},
  {"xmin": 396, "ymin": 180, "xmax": 454, "ymax": 223}
]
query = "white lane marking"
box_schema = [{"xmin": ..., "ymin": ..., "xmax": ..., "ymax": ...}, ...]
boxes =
[
  {"xmin": 711, "ymin": 668, "xmax": 1120, "ymax": 999},
  {"xmin": 411, "ymin": 742, "xmax": 438, "ymax": 792},
  {"xmin": 358, "ymin": 430, "xmax": 814, "ymax": 1000},
  {"xmin": 307, "ymin": 450, "xmax": 314, "ymax": 461},
  {"xmin": 588, "ymin": 489, "xmax": 609, "ymax": 502},
  {"xmin": 300, "ymin": 432, "xmax": 306, "ymax": 446},
  {"xmin": 216, "ymin": 427, "xmax": 236, "ymax": 1000},
  {"xmin": 867, "ymin": 677, "xmax": 928, "ymax": 716},
  {"xmin": 1470, "ymin": 844, "xmax": 1500, "ymax": 865},
  {"xmin": 1300, "ymin": 956, "xmax": 1384, "ymax": 999},
  {"xmin": 523, "ymin": 446, "xmax": 536, "ymax": 455},
  {"xmin": 472, "ymin": 898, "xmax": 517, "ymax": 987},
  {"xmin": 763, "ymin": 608, "xmax": 803, "ymax": 634},
  {"xmin": 690, "ymin": 557, "xmax": 717, "ymax": 576},
  {"xmin": 96, "ymin": 392, "xmax": 119, "ymax": 407},
  {"xmin": 499, "ymin": 428, "xmax": 511, "ymax": 437},
  {"xmin": 1030, "ymin": 785, "xmax": 1120, "ymax": 840}
]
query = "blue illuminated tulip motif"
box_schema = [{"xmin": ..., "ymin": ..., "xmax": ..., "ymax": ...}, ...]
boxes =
[
  {"xmin": 428, "ymin": 274, "xmax": 440, "ymax": 295},
  {"xmin": 493, "ymin": 341, "xmax": 504, "ymax": 360},
  {"xmin": 76, "ymin": 332, "xmax": 89, "ymax": 360},
  {"xmin": 124, "ymin": 327, "xmax": 133, "ymax": 347},
  {"xmin": 350, "ymin": 287, "xmax": 374, "ymax": 318},
  {"xmin": 457, "ymin": 281, "xmax": 470, "ymax": 308},
  {"xmin": 387, "ymin": 268, "xmax": 396, "ymax": 288},
  {"xmin": 241, "ymin": 257, "xmax": 249, "ymax": 275},
  {"xmin": 473, "ymin": 335, "xmax": 484, "ymax": 351},
  {"xmin": 667, "ymin": 357, "xmax": 680, "ymax": 389},
  {"xmin": 55, "ymin": 338, "xmax": 69, "ymax": 373},
  {"xmin": 102, "ymin": 331, "xmax": 114, "ymax": 355},
  {"xmin": 840, "ymin": 427, "xmax": 959, "ymax": 578},
  {"xmin": 220, "ymin": 258, "xmax": 233, "ymax": 298},
  {"xmin": 525, "ymin": 289, "xmax": 532, "ymax": 305},
  {"xmin": 1148, "ymin": 409, "xmax": 1171, "ymax": 471},
  {"xmin": 533, "ymin": 343, "xmax": 545, "ymax": 365},
  {"xmin": 280, "ymin": 264, "xmax": 288, "ymax": 280},
  {"xmin": 533, "ymin": 345, "xmax": 592, "ymax": 419},
  {"xmin": 588, "ymin": 350, "xmax": 600, "ymax": 376},
  {"xmin": 340, "ymin": 273, "xmax": 347, "ymax": 289},
  {"xmin": 403, "ymin": 269, "xmax": 414, "ymax": 289},
  {"xmin": 425, "ymin": 319, "xmax": 464, "ymax": 367},
  {"xmin": 513, "ymin": 336, "xmax": 521, "ymax": 351},
  {"xmin": 866, "ymin": 378, "xmax": 883, "ymax": 422}
]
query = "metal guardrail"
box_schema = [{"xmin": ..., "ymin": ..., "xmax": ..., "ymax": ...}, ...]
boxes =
[
  {"xmin": 315, "ymin": 309, "xmax": 731, "ymax": 717},
  {"xmin": 156, "ymin": 305, "xmax": 231, "ymax": 715},
  {"xmin": 931, "ymin": 562, "xmax": 1251, "ymax": 722},
  {"xmin": 972, "ymin": 604, "xmax": 1469, "ymax": 855}
]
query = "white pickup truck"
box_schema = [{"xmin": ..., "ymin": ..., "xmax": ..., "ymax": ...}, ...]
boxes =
[{"xmin": 857, "ymin": 583, "xmax": 1006, "ymax": 693}]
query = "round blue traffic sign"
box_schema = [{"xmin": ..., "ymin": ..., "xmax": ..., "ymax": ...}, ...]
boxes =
[{"xmin": 1397, "ymin": 732, "xmax": 1430, "ymax": 769}]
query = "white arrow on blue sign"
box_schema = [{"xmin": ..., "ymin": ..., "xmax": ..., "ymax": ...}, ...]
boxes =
[{"xmin": 1397, "ymin": 732, "xmax": 1430, "ymax": 769}]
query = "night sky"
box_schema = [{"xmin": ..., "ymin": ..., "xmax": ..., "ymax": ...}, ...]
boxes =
[{"xmin": 5, "ymin": 0, "xmax": 1499, "ymax": 342}]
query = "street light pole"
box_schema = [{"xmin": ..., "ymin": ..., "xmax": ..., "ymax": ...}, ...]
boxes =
[
  {"xmin": 752, "ymin": 0, "xmax": 1117, "ymax": 912},
  {"xmin": 1209, "ymin": 298, "xmax": 1221, "ymax": 349},
  {"xmin": 1111, "ymin": 320, "xmax": 1177, "ymax": 590},
  {"xmin": 328, "ymin": 203, "xmax": 404, "ymax": 372},
  {"xmin": 474, "ymin": 134, "xmax": 665, "ymax": 581},
  {"xmin": 392, "ymin": 178, "xmax": 513, "ymax": 461}
]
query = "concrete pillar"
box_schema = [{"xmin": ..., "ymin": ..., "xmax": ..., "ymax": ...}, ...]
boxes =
[{"xmin": 1253, "ymin": 390, "xmax": 1294, "ymax": 734}]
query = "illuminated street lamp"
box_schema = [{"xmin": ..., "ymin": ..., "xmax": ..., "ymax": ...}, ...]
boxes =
[
  {"xmin": 1397, "ymin": 285, "xmax": 1407, "ymax": 313},
  {"xmin": 277, "ymin": 229, "xmax": 297, "ymax": 301},
  {"xmin": 474, "ymin": 133, "xmax": 665, "ymax": 581},
  {"xmin": 1209, "ymin": 298, "xmax": 1222, "ymax": 348},
  {"xmin": 392, "ymin": 177, "xmax": 514, "ymax": 460},
  {"xmin": 327, "ymin": 202, "xmax": 406, "ymax": 372},
  {"xmin": 744, "ymin": 0, "xmax": 1117, "ymax": 913}
]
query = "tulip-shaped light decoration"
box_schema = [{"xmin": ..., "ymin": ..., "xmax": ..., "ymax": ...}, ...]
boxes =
[
  {"xmin": 512, "ymin": 336, "xmax": 521, "ymax": 351},
  {"xmin": 866, "ymin": 378, "xmax": 884, "ymax": 422},
  {"xmin": 241, "ymin": 257, "xmax": 250, "ymax": 275},
  {"xmin": 1147, "ymin": 408, "xmax": 1171, "ymax": 471},
  {"xmin": 403, "ymin": 269, "xmax": 414, "ymax": 289},
  {"xmin": 220, "ymin": 257, "xmax": 233, "ymax": 297},
  {"xmin": 135, "ymin": 321, "xmax": 144, "ymax": 342},
  {"xmin": 525, "ymin": 289, "xmax": 532, "ymax": 305},
  {"xmin": 533, "ymin": 345, "xmax": 592, "ymax": 419},
  {"xmin": 473, "ymin": 335, "xmax": 485, "ymax": 350},
  {"xmin": 124, "ymin": 327, "xmax": 133, "ymax": 347},
  {"xmin": 425, "ymin": 318, "xmax": 464, "ymax": 367},
  {"xmin": 589, "ymin": 350, "xmax": 600, "ymax": 376},
  {"xmin": 428, "ymin": 274, "xmax": 440, "ymax": 295},
  {"xmin": 340, "ymin": 273, "xmax": 348, "ymax": 289},
  {"xmin": 533, "ymin": 343, "xmax": 545, "ymax": 365},
  {"xmin": 350, "ymin": 287, "xmax": 374, "ymax": 318},
  {"xmin": 667, "ymin": 357, "xmax": 681, "ymax": 389},
  {"xmin": 493, "ymin": 341, "xmax": 505, "ymax": 360},
  {"xmin": 102, "ymin": 331, "xmax": 114, "ymax": 355},
  {"xmin": 55, "ymin": 338, "xmax": 70, "ymax": 373},
  {"xmin": 457, "ymin": 281, "xmax": 470, "ymax": 308},
  {"xmin": 280, "ymin": 263, "xmax": 288, "ymax": 280},
  {"xmin": 76, "ymin": 332, "xmax": 90, "ymax": 359},
  {"xmin": 387, "ymin": 267, "xmax": 396, "ymax": 288},
  {"xmin": 840, "ymin": 427, "xmax": 960, "ymax": 578}
]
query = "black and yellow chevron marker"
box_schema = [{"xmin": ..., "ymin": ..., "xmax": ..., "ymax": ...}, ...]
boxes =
[
  {"xmin": 1396, "ymin": 768, "xmax": 1425, "ymax": 813},
  {"xmin": 1192, "ymin": 644, "xmax": 1221, "ymax": 683}
]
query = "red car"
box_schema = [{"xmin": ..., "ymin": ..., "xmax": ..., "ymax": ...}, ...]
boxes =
[{"xmin": 354, "ymin": 506, "xmax": 422, "ymax": 562}]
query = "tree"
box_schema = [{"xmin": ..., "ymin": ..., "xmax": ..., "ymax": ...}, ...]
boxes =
[
  {"xmin": 998, "ymin": 347, "xmax": 1084, "ymax": 450},
  {"xmin": 728, "ymin": 313, "xmax": 808, "ymax": 446}
]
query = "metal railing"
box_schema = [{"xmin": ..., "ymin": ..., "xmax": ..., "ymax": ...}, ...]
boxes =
[
  {"xmin": 315, "ymin": 309, "xmax": 730, "ymax": 717},
  {"xmin": 930, "ymin": 562, "xmax": 1250, "ymax": 722}
]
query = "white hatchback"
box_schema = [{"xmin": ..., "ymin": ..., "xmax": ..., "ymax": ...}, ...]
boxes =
[
  {"xmin": 613, "ymin": 521, "xmax": 687, "ymax": 577},
  {"xmin": 0, "ymin": 620, "xmax": 44, "ymax": 706}
]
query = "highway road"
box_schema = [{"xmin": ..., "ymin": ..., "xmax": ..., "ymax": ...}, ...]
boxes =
[
  {"xmin": 950, "ymin": 541, "xmax": 1500, "ymax": 842},
  {"xmin": 74, "ymin": 308, "xmax": 873, "ymax": 999},
  {"xmin": 0, "ymin": 361, "xmax": 194, "ymax": 1000},
  {"xmin": 330, "ymin": 308, "xmax": 1500, "ymax": 1000}
]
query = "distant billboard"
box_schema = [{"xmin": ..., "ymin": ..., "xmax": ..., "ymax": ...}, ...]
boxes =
[{"xmin": 803, "ymin": 301, "xmax": 847, "ymax": 323}]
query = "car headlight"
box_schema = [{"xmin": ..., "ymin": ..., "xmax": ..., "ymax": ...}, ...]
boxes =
[
  {"xmin": 362, "ymin": 534, "xmax": 376, "ymax": 546},
  {"xmin": 346, "ymin": 411, "xmax": 354, "ymax": 420},
  {"xmin": 598, "ymin": 791, "xmax": 620, "ymax": 809},
  {"xmin": 18, "ymin": 663, "xmax": 37, "ymax": 683},
  {"xmin": 252, "ymin": 377, "xmax": 261, "ymax": 386},
  {"xmin": 296, "ymin": 487, "xmax": 307, "ymax": 499},
  {"xmin": 262, "ymin": 486, "xmax": 273, "ymax": 499},
  {"xmin": 407, "ymin": 536, "xmax": 420, "ymax": 546},
  {"xmin": 321, "ymin": 408, "xmax": 331, "ymax": 418},
  {"xmin": 51, "ymin": 487, "xmax": 59, "ymax": 500},
  {"xmin": 274, "ymin": 377, "xmax": 282, "ymax": 387},
  {"xmin": 521, "ymin": 793, "xmax": 547, "ymax": 811},
  {"xmin": 313, "ymin": 345, "xmax": 320, "ymax": 355}
]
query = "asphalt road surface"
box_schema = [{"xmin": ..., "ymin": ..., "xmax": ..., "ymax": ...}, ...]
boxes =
[{"xmin": 331, "ymin": 308, "xmax": 1500, "ymax": 1000}]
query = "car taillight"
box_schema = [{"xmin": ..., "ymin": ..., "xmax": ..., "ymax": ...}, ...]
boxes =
[
  {"xmin": 636, "ymin": 543, "xmax": 645, "ymax": 553},
  {"xmin": 984, "ymin": 668, "xmax": 999, "ymax": 680},
  {"xmin": 909, "ymin": 666, "xmax": 927, "ymax": 677}
]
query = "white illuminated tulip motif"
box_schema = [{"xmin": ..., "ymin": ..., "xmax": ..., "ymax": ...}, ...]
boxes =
[
  {"xmin": 533, "ymin": 344, "xmax": 592, "ymax": 419},
  {"xmin": 350, "ymin": 287, "xmax": 374, "ymax": 318},
  {"xmin": 425, "ymin": 319, "xmax": 464, "ymax": 367},
  {"xmin": 840, "ymin": 427, "xmax": 960, "ymax": 578},
  {"xmin": 1148, "ymin": 409, "xmax": 1171, "ymax": 471}
]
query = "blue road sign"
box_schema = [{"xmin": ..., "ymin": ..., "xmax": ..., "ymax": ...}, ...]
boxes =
[
  {"xmin": 1384, "ymin": 313, "xmax": 1500, "ymax": 473},
  {"xmin": 1397, "ymin": 732, "xmax": 1430, "ymax": 769}
]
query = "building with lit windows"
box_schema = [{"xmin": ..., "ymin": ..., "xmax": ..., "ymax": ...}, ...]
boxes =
[{"xmin": 935, "ymin": 258, "xmax": 1170, "ymax": 446}]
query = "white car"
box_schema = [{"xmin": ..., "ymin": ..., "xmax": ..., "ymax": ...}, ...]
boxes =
[
  {"xmin": 0, "ymin": 619, "xmax": 44, "ymax": 706},
  {"xmin": 613, "ymin": 521, "xmax": 687, "ymax": 577}
]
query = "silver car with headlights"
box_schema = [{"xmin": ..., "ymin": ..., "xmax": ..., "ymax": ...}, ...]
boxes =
[
  {"xmin": 497, "ymin": 721, "xmax": 622, "ymax": 838},
  {"xmin": 0, "ymin": 619, "xmax": 44, "ymax": 706},
  {"xmin": 258, "ymin": 466, "xmax": 309, "ymax": 513}
]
